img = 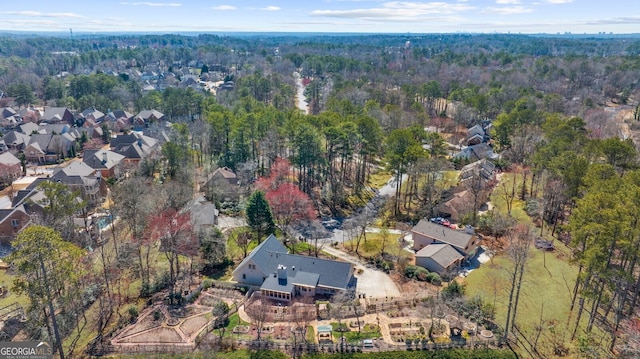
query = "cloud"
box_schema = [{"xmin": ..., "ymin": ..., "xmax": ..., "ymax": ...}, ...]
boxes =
[
  {"xmin": 496, "ymin": 0, "xmax": 520, "ymax": 4},
  {"xmin": 312, "ymin": 1, "xmax": 475, "ymax": 20},
  {"xmin": 262, "ymin": 6, "xmax": 281, "ymax": 11},
  {"xmin": 120, "ymin": 2, "xmax": 181, "ymax": 7},
  {"xmin": 483, "ymin": 6, "xmax": 532, "ymax": 14},
  {"xmin": 585, "ymin": 16, "xmax": 640, "ymax": 25},
  {"xmin": 545, "ymin": 0, "xmax": 573, "ymax": 3},
  {"xmin": 0, "ymin": 11, "xmax": 85, "ymax": 18},
  {"xmin": 212, "ymin": 5, "xmax": 236, "ymax": 10}
]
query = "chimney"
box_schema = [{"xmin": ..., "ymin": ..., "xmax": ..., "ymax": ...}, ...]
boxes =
[
  {"xmin": 277, "ymin": 264, "xmax": 287, "ymax": 280},
  {"xmin": 292, "ymin": 266, "xmax": 295, "ymax": 271},
  {"xmin": 102, "ymin": 152, "xmax": 107, "ymax": 164}
]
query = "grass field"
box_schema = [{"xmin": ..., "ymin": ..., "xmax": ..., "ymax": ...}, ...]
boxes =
[
  {"xmin": 343, "ymin": 231, "xmax": 405, "ymax": 259},
  {"xmin": 465, "ymin": 171, "xmax": 611, "ymax": 357},
  {"xmin": 0, "ymin": 269, "xmax": 29, "ymax": 310}
]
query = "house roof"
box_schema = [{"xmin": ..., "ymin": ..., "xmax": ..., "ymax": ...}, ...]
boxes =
[
  {"xmin": 81, "ymin": 107, "xmax": 105, "ymax": 121},
  {"xmin": 2, "ymin": 131, "xmax": 30, "ymax": 146},
  {"xmin": 460, "ymin": 158, "xmax": 496, "ymax": 181},
  {"xmin": 412, "ymin": 219, "xmax": 474, "ymax": 254},
  {"xmin": 416, "ymin": 243, "xmax": 464, "ymax": 269},
  {"xmin": 0, "ymin": 151, "xmax": 20, "ymax": 165},
  {"xmin": 260, "ymin": 269, "xmax": 320, "ymax": 293},
  {"xmin": 51, "ymin": 161, "xmax": 99, "ymax": 187},
  {"xmin": 214, "ymin": 167, "xmax": 237, "ymax": 179},
  {"xmin": 38, "ymin": 123, "xmax": 69, "ymax": 135},
  {"xmin": 17, "ymin": 122, "xmax": 39, "ymax": 135},
  {"xmin": 0, "ymin": 107, "xmax": 17, "ymax": 119},
  {"xmin": 83, "ymin": 150, "xmax": 125, "ymax": 170},
  {"xmin": 107, "ymin": 109, "xmax": 134, "ymax": 121},
  {"xmin": 236, "ymin": 234, "xmax": 353, "ymax": 290},
  {"xmin": 55, "ymin": 161, "xmax": 95, "ymax": 177},
  {"xmin": 137, "ymin": 109, "xmax": 164, "ymax": 121},
  {"xmin": 42, "ymin": 107, "xmax": 72, "ymax": 121}
]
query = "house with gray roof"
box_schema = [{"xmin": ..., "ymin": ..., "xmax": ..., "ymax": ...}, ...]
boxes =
[
  {"xmin": 50, "ymin": 161, "xmax": 101, "ymax": 203},
  {"xmin": 415, "ymin": 243, "xmax": 465, "ymax": 274},
  {"xmin": 2, "ymin": 131, "xmax": 30, "ymax": 153},
  {"xmin": 411, "ymin": 219, "xmax": 481, "ymax": 274},
  {"xmin": 0, "ymin": 107, "xmax": 21, "ymax": 129},
  {"xmin": 0, "ymin": 152, "xmax": 22, "ymax": 185},
  {"xmin": 188, "ymin": 195, "xmax": 218, "ymax": 232},
  {"xmin": 110, "ymin": 131, "xmax": 159, "ymax": 168},
  {"xmin": 41, "ymin": 107, "xmax": 74, "ymax": 124},
  {"xmin": 17, "ymin": 122, "xmax": 39, "ymax": 135},
  {"xmin": 83, "ymin": 149, "xmax": 125, "ymax": 178},
  {"xmin": 80, "ymin": 107, "xmax": 105, "ymax": 127},
  {"xmin": 24, "ymin": 133, "xmax": 74, "ymax": 164},
  {"xmin": 105, "ymin": 110, "xmax": 134, "ymax": 132},
  {"xmin": 233, "ymin": 234, "xmax": 355, "ymax": 301}
]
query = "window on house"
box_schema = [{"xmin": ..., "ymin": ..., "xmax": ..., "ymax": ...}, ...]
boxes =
[
  {"xmin": 242, "ymin": 274, "xmax": 246, "ymax": 279},
  {"xmin": 10, "ymin": 219, "xmax": 19, "ymax": 227}
]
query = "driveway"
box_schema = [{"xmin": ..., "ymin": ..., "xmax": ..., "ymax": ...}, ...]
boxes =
[{"xmin": 322, "ymin": 243, "xmax": 400, "ymax": 299}]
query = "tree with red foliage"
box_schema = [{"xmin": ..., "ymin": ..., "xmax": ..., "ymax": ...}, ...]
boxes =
[
  {"xmin": 255, "ymin": 157, "xmax": 291, "ymax": 191},
  {"xmin": 146, "ymin": 209, "xmax": 195, "ymax": 297},
  {"xmin": 265, "ymin": 182, "xmax": 315, "ymax": 240}
]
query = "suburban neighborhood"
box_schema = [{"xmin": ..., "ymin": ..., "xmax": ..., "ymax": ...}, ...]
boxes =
[{"xmin": 0, "ymin": 29, "xmax": 636, "ymax": 359}]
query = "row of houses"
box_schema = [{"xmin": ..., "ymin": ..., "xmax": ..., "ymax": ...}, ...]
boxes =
[
  {"xmin": 0, "ymin": 106, "xmax": 165, "ymax": 133},
  {"xmin": 0, "ymin": 130, "xmax": 162, "ymax": 244}
]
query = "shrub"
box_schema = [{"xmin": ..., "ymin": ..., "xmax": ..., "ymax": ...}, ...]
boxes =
[
  {"xmin": 405, "ymin": 265, "xmax": 429, "ymax": 280},
  {"xmin": 425, "ymin": 272, "xmax": 442, "ymax": 285},
  {"xmin": 128, "ymin": 305, "xmax": 139, "ymax": 322},
  {"xmin": 203, "ymin": 279, "xmax": 213, "ymax": 290}
]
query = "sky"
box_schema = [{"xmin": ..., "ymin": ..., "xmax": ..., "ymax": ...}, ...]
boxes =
[{"xmin": 0, "ymin": 0, "xmax": 638, "ymax": 34}]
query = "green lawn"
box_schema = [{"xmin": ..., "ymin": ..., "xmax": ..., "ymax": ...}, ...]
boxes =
[
  {"xmin": 0, "ymin": 269, "xmax": 29, "ymax": 310},
  {"xmin": 489, "ymin": 172, "xmax": 531, "ymax": 223},
  {"xmin": 343, "ymin": 232, "xmax": 405, "ymax": 259},
  {"xmin": 465, "ymin": 171, "xmax": 610, "ymax": 357}
]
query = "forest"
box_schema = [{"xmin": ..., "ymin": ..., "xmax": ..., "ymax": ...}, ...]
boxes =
[{"xmin": 0, "ymin": 32, "xmax": 639, "ymax": 358}]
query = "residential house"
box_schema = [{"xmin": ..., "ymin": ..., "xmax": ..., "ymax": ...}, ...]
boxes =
[
  {"xmin": 460, "ymin": 158, "xmax": 496, "ymax": 182},
  {"xmin": 202, "ymin": 167, "xmax": 239, "ymax": 202},
  {"xmin": 0, "ymin": 107, "xmax": 21, "ymax": 129},
  {"xmin": 83, "ymin": 149, "xmax": 125, "ymax": 178},
  {"xmin": 110, "ymin": 131, "xmax": 159, "ymax": 168},
  {"xmin": 18, "ymin": 107, "xmax": 40, "ymax": 123},
  {"xmin": 41, "ymin": 107, "xmax": 74, "ymax": 124},
  {"xmin": 0, "ymin": 152, "xmax": 22, "ymax": 185},
  {"xmin": 465, "ymin": 124, "xmax": 487, "ymax": 146},
  {"xmin": 134, "ymin": 109, "xmax": 165, "ymax": 128},
  {"xmin": 411, "ymin": 219, "xmax": 480, "ymax": 274},
  {"xmin": 24, "ymin": 133, "xmax": 75, "ymax": 164},
  {"xmin": 0, "ymin": 204, "xmax": 31, "ymax": 244},
  {"xmin": 69, "ymin": 127, "xmax": 103, "ymax": 142},
  {"xmin": 453, "ymin": 142, "xmax": 496, "ymax": 162},
  {"xmin": 436, "ymin": 190, "xmax": 474, "ymax": 222},
  {"xmin": 233, "ymin": 234, "xmax": 355, "ymax": 301},
  {"xmin": 2, "ymin": 131, "xmax": 30, "ymax": 153},
  {"xmin": 188, "ymin": 195, "xmax": 219, "ymax": 233},
  {"xmin": 80, "ymin": 107, "xmax": 105, "ymax": 127},
  {"xmin": 16, "ymin": 122, "xmax": 39, "ymax": 135},
  {"xmin": 0, "ymin": 140, "xmax": 8, "ymax": 154},
  {"xmin": 50, "ymin": 161, "xmax": 101, "ymax": 204},
  {"xmin": 37, "ymin": 123, "xmax": 70, "ymax": 135},
  {"xmin": 105, "ymin": 110, "xmax": 134, "ymax": 132},
  {"xmin": 415, "ymin": 244, "xmax": 465, "ymax": 275}
]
